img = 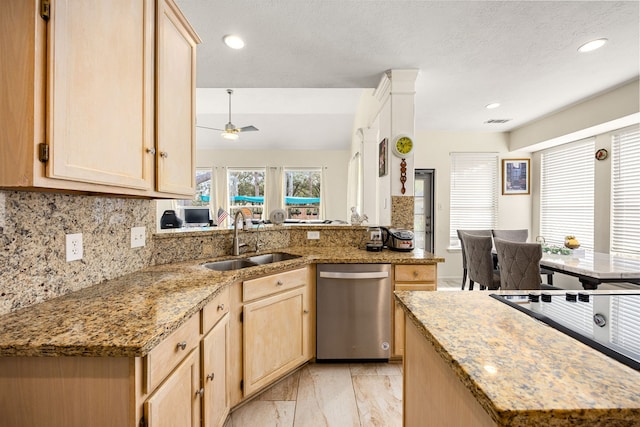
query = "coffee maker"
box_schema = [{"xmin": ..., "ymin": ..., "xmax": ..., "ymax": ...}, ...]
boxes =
[{"xmin": 365, "ymin": 226, "xmax": 384, "ymax": 251}]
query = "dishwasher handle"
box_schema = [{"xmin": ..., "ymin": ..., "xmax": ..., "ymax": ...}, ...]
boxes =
[{"xmin": 319, "ymin": 271, "xmax": 389, "ymax": 280}]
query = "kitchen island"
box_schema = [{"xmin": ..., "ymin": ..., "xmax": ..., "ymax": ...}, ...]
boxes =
[{"xmin": 395, "ymin": 290, "xmax": 640, "ymax": 426}]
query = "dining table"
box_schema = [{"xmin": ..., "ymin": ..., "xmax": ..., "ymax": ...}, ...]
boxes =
[{"xmin": 540, "ymin": 249, "xmax": 640, "ymax": 289}]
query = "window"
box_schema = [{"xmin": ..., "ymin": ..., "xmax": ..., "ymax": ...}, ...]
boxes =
[
  {"xmin": 449, "ymin": 153, "xmax": 498, "ymax": 248},
  {"xmin": 540, "ymin": 139, "xmax": 594, "ymax": 249},
  {"xmin": 228, "ymin": 168, "xmax": 265, "ymax": 220},
  {"xmin": 284, "ymin": 169, "xmax": 321, "ymax": 219},
  {"xmin": 611, "ymin": 127, "xmax": 640, "ymax": 256},
  {"xmin": 176, "ymin": 168, "xmax": 211, "ymax": 207}
]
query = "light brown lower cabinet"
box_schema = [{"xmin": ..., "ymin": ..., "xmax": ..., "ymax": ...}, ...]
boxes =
[
  {"xmin": 144, "ymin": 348, "xmax": 201, "ymax": 427},
  {"xmin": 404, "ymin": 313, "xmax": 495, "ymax": 427},
  {"xmin": 393, "ymin": 264, "xmax": 437, "ymax": 358},
  {"xmin": 202, "ymin": 313, "xmax": 231, "ymax": 427}
]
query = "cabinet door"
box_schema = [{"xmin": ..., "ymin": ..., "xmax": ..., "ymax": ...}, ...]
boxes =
[
  {"xmin": 243, "ymin": 286, "xmax": 309, "ymax": 396},
  {"xmin": 144, "ymin": 349, "xmax": 201, "ymax": 427},
  {"xmin": 155, "ymin": 0, "xmax": 199, "ymax": 195},
  {"xmin": 47, "ymin": 0, "xmax": 153, "ymax": 190},
  {"xmin": 202, "ymin": 314, "xmax": 230, "ymax": 427}
]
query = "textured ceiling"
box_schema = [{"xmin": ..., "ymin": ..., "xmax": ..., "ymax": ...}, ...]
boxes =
[{"xmin": 176, "ymin": 0, "xmax": 640, "ymax": 151}]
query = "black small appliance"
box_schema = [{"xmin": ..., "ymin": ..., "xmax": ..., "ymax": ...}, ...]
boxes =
[{"xmin": 160, "ymin": 210, "xmax": 183, "ymax": 229}]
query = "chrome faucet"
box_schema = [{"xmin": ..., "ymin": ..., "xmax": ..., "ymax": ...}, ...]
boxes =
[
  {"xmin": 255, "ymin": 221, "xmax": 264, "ymax": 253},
  {"xmin": 232, "ymin": 210, "xmax": 248, "ymax": 256}
]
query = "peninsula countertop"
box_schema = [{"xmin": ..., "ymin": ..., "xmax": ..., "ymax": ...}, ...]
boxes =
[
  {"xmin": 0, "ymin": 246, "xmax": 442, "ymax": 358},
  {"xmin": 395, "ymin": 290, "xmax": 640, "ymax": 426}
]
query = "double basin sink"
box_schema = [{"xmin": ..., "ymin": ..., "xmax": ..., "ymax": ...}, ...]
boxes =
[{"xmin": 203, "ymin": 252, "xmax": 301, "ymax": 271}]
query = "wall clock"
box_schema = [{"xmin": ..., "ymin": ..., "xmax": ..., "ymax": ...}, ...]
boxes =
[
  {"xmin": 595, "ymin": 148, "xmax": 608, "ymax": 161},
  {"xmin": 391, "ymin": 134, "xmax": 415, "ymax": 158}
]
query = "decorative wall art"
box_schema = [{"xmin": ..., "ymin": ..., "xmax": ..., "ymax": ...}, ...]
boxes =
[
  {"xmin": 502, "ymin": 158, "xmax": 530, "ymax": 195},
  {"xmin": 379, "ymin": 138, "xmax": 388, "ymax": 177}
]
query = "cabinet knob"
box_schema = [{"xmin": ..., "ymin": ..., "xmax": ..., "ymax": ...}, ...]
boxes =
[
  {"xmin": 159, "ymin": 151, "xmax": 169, "ymax": 158},
  {"xmin": 176, "ymin": 341, "xmax": 187, "ymax": 351},
  {"xmin": 276, "ymin": 280, "xmax": 284, "ymax": 286},
  {"xmin": 207, "ymin": 373, "xmax": 215, "ymax": 381},
  {"xmin": 195, "ymin": 388, "xmax": 205, "ymax": 397},
  {"xmin": 217, "ymin": 304, "xmax": 225, "ymax": 311},
  {"xmin": 146, "ymin": 147, "xmax": 156, "ymax": 155},
  {"xmin": 303, "ymin": 309, "xmax": 309, "ymax": 314}
]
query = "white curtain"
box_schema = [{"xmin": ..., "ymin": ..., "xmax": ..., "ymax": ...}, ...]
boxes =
[
  {"xmin": 212, "ymin": 166, "xmax": 228, "ymax": 226},
  {"xmin": 265, "ymin": 166, "xmax": 284, "ymax": 218},
  {"xmin": 320, "ymin": 166, "xmax": 328, "ymax": 219}
]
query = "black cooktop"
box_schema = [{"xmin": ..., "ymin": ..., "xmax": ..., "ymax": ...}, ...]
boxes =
[{"xmin": 491, "ymin": 292, "xmax": 640, "ymax": 370}]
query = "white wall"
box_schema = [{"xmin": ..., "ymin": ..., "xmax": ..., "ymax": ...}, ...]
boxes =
[
  {"xmin": 413, "ymin": 130, "xmax": 534, "ymax": 280},
  {"xmin": 196, "ymin": 149, "xmax": 350, "ymax": 221}
]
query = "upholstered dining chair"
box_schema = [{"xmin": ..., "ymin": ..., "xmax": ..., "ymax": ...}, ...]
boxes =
[
  {"xmin": 461, "ymin": 233, "xmax": 501, "ymax": 291},
  {"xmin": 494, "ymin": 238, "xmax": 544, "ymax": 290},
  {"xmin": 491, "ymin": 229, "xmax": 528, "ymax": 242},
  {"xmin": 491, "ymin": 229, "xmax": 555, "ymax": 285},
  {"xmin": 457, "ymin": 229, "xmax": 492, "ymax": 290}
]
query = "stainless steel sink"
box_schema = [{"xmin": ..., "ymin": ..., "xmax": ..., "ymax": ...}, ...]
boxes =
[
  {"xmin": 202, "ymin": 253, "xmax": 301, "ymax": 271},
  {"xmin": 203, "ymin": 259, "xmax": 257, "ymax": 271},
  {"xmin": 246, "ymin": 253, "xmax": 301, "ymax": 265}
]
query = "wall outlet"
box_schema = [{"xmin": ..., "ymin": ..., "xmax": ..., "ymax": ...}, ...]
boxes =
[
  {"xmin": 307, "ymin": 231, "xmax": 320, "ymax": 240},
  {"xmin": 65, "ymin": 233, "xmax": 83, "ymax": 262},
  {"xmin": 131, "ymin": 226, "xmax": 146, "ymax": 248}
]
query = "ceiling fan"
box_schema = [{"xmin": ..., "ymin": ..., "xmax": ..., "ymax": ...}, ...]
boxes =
[{"xmin": 196, "ymin": 89, "xmax": 258, "ymax": 140}]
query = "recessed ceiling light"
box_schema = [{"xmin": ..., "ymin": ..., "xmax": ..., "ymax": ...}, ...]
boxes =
[
  {"xmin": 577, "ymin": 38, "xmax": 608, "ymax": 53},
  {"xmin": 485, "ymin": 103, "xmax": 500, "ymax": 110},
  {"xmin": 223, "ymin": 34, "xmax": 245, "ymax": 50}
]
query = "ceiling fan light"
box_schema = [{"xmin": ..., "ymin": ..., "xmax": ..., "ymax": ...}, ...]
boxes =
[
  {"xmin": 485, "ymin": 102, "xmax": 500, "ymax": 109},
  {"xmin": 222, "ymin": 132, "xmax": 239, "ymax": 140},
  {"xmin": 578, "ymin": 38, "xmax": 607, "ymax": 53},
  {"xmin": 223, "ymin": 35, "xmax": 245, "ymax": 50}
]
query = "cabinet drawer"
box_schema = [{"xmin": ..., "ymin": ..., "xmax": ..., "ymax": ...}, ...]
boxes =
[
  {"xmin": 243, "ymin": 267, "xmax": 308, "ymax": 302},
  {"xmin": 394, "ymin": 283, "xmax": 437, "ymax": 292},
  {"xmin": 395, "ymin": 264, "xmax": 435, "ymax": 282},
  {"xmin": 145, "ymin": 313, "xmax": 200, "ymax": 393},
  {"xmin": 202, "ymin": 286, "xmax": 230, "ymax": 335}
]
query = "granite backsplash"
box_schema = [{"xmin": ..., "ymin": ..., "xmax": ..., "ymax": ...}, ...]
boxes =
[
  {"xmin": 0, "ymin": 190, "xmax": 371, "ymax": 315},
  {"xmin": 0, "ymin": 191, "xmax": 155, "ymax": 315}
]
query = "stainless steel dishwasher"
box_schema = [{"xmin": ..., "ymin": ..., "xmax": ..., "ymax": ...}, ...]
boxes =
[{"xmin": 316, "ymin": 263, "xmax": 391, "ymax": 361}]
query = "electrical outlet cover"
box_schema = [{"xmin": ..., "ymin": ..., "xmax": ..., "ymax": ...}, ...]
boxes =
[
  {"xmin": 66, "ymin": 233, "xmax": 83, "ymax": 262},
  {"xmin": 131, "ymin": 226, "xmax": 146, "ymax": 248}
]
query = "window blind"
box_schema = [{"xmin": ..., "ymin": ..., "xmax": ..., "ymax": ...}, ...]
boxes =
[
  {"xmin": 449, "ymin": 152, "xmax": 498, "ymax": 248},
  {"xmin": 611, "ymin": 295, "xmax": 640, "ymax": 356},
  {"xmin": 611, "ymin": 128, "xmax": 640, "ymax": 256},
  {"xmin": 540, "ymin": 139, "xmax": 594, "ymax": 249}
]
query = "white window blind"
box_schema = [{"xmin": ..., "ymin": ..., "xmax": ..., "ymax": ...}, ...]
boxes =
[
  {"xmin": 611, "ymin": 128, "xmax": 640, "ymax": 256},
  {"xmin": 449, "ymin": 152, "xmax": 498, "ymax": 248},
  {"xmin": 540, "ymin": 139, "xmax": 594, "ymax": 249},
  {"xmin": 611, "ymin": 295, "xmax": 640, "ymax": 356}
]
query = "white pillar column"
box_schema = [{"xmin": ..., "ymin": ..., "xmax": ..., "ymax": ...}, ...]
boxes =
[{"xmin": 359, "ymin": 127, "xmax": 380, "ymax": 224}]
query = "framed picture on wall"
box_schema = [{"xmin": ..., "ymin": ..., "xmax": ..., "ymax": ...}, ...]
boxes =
[
  {"xmin": 379, "ymin": 138, "xmax": 388, "ymax": 177},
  {"xmin": 502, "ymin": 158, "xmax": 530, "ymax": 195}
]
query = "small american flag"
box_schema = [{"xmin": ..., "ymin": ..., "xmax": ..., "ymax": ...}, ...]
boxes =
[{"xmin": 217, "ymin": 207, "xmax": 228, "ymax": 226}]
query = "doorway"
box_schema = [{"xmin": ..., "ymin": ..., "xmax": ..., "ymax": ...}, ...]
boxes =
[{"xmin": 414, "ymin": 169, "xmax": 435, "ymax": 253}]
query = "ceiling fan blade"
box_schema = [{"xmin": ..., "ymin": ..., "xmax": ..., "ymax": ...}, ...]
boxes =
[
  {"xmin": 238, "ymin": 125, "xmax": 259, "ymax": 132},
  {"xmin": 196, "ymin": 125, "xmax": 226, "ymax": 131}
]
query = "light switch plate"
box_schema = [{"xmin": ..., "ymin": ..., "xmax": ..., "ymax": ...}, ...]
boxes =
[
  {"xmin": 307, "ymin": 231, "xmax": 320, "ymax": 240},
  {"xmin": 66, "ymin": 233, "xmax": 83, "ymax": 262},
  {"xmin": 131, "ymin": 226, "xmax": 146, "ymax": 248}
]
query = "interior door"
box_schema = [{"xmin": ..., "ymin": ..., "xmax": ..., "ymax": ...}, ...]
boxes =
[{"xmin": 414, "ymin": 169, "xmax": 435, "ymax": 253}]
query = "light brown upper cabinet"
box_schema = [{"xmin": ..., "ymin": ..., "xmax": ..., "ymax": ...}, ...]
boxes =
[{"xmin": 0, "ymin": 0, "xmax": 200, "ymax": 198}]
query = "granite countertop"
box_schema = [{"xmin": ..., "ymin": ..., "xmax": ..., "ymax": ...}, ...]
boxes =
[
  {"xmin": 0, "ymin": 246, "xmax": 442, "ymax": 358},
  {"xmin": 395, "ymin": 290, "xmax": 640, "ymax": 426}
]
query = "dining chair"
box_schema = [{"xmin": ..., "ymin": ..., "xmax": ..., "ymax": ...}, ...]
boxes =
[
  {"xmin": 494, "ymin": 238, "xmax": 543, "ymax": 290},
  {"xmin": 457, "ymin": 229, "xmax": 492, "ymax": 290},
  {"xmin": 462, "ymin": 233, "xmax": 501, "ymax": 290},
  {"xmin": 491, "ymin": 229, "xmax": 555, "ymax": 285},
  {"xmin": 491, "ymin": 229, "xmax": 528, "ymax": 242}
]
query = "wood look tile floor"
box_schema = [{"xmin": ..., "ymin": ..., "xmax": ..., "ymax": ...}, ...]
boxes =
[
  {"xmin": 224, "ymin": 363, "xmax": 403, "ymax": 427},
  {"xmin": 224, "ymin": 279, "xmax": 458, "ymax": 427}
]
